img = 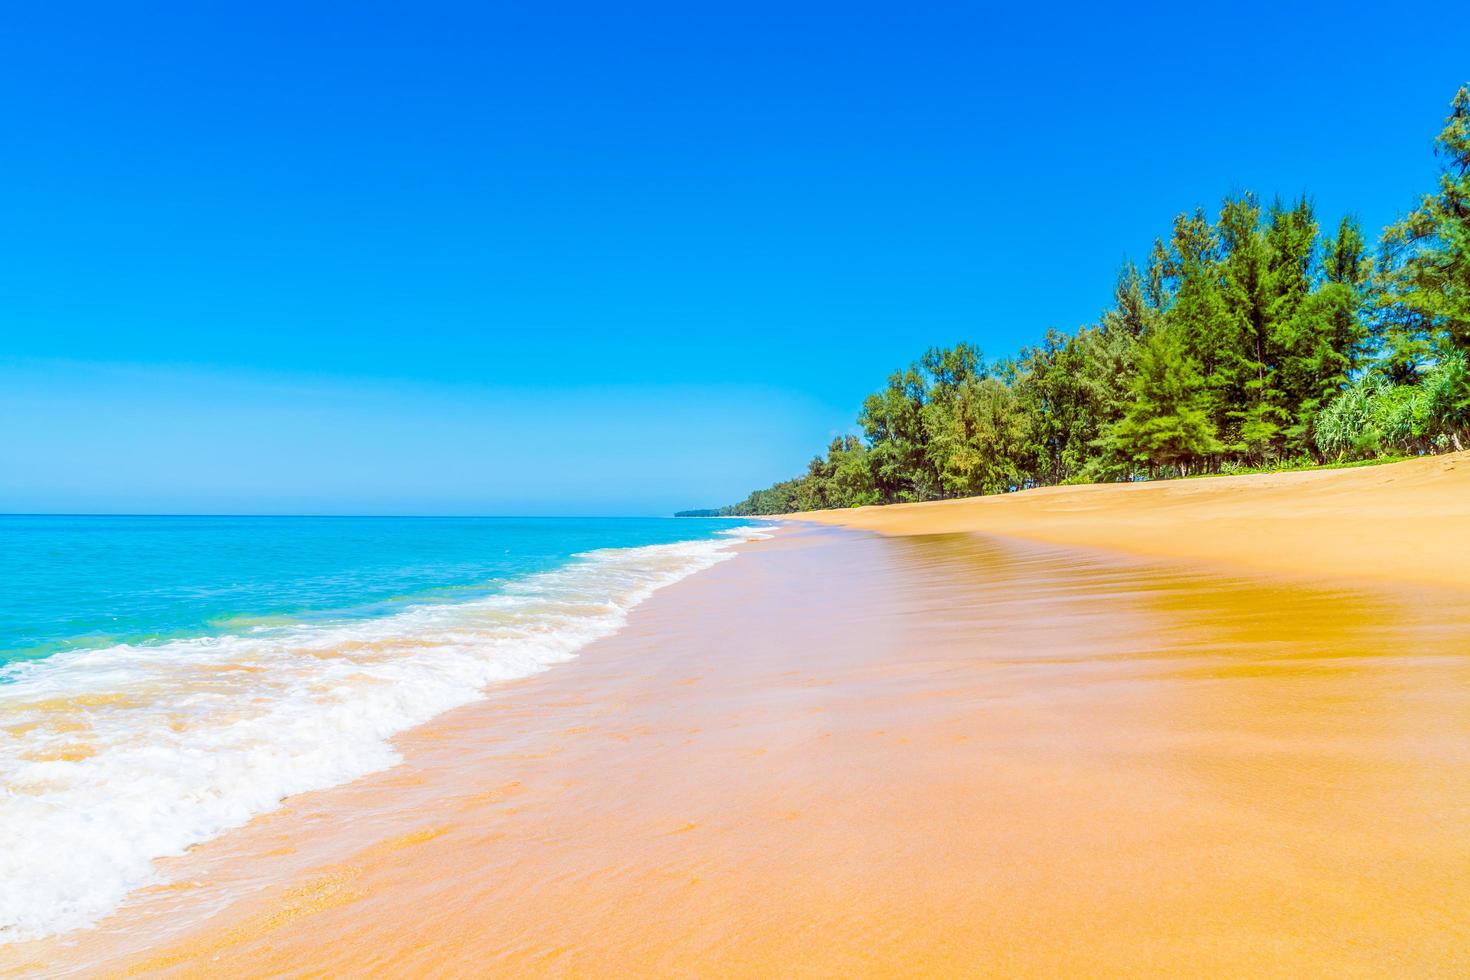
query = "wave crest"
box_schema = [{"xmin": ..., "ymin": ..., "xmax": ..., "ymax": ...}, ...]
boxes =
[{"xmin": 0, "ymin": 525, "xmax": 768, "ymax": 943}]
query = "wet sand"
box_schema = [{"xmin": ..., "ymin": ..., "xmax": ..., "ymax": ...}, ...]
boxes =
[{"xmin": 11, "ymin": 457, "xmax": 1470, "ymax": 977}]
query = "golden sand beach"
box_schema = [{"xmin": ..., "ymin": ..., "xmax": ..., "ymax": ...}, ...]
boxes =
[
  {"xmin": 789, "ymin": 452, "xmax": 1470, "ymax": 593},
  {"xmin": 10, "ymin": 453, "xmax": 1470, "ymax": 977}
]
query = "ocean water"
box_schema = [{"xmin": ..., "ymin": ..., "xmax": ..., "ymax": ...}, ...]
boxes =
[{"xmin": 0, "ymin": 515, "xmax": 767, "ymax": 943}]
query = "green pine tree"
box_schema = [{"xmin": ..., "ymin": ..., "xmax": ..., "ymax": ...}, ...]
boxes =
[
  {"xmin": 1109, "ymin": 322, "xmax": 1223, "ymax": 476},
  {"xmin": 1376, "ymin": 84, "xmax": 1470, "ymax": 375}
]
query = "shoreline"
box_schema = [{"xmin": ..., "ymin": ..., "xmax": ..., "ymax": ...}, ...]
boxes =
[
  {"xmin": 0, "ymin": 525, "xmax": 766, "ymax": 957},
  {"xmin": 11, "ymin": 460, "xmax": 1470, "ymax": 975}
]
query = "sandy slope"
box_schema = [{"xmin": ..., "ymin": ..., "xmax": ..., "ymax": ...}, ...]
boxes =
[
  {"xmin": 786, "ymin": 452, "xmax": 1470, "ymax": 592},
  {"xmin": 9, "ymin": 456, "xmax": 1470, "ymax": 977},
  {"xmin": 14, "ymin": 524, "xmax": 1470, "ymax": 978}
]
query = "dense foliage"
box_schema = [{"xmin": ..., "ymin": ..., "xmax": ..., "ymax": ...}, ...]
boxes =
[{"xmin": 705, "ymin": 86, "xmax": 1470, "ymax": 516}]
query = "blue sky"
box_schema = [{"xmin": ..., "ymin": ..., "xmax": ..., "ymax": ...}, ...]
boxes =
[{"xmin": 2, "ymin": 1, "xmax": 1465, "ymax": 514}]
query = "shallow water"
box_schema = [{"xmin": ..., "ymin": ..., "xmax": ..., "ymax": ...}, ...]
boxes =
[
  {"xmin": 11, "ymin": 525, "xmax": 1470, "ymax": 975},
  {"xmin": 0, "ymin": 515, "xmax": 764, "ymax": 942},
  {"xmin": 0, "ymin": 515, "xmax": 748, "ymax": 665}
]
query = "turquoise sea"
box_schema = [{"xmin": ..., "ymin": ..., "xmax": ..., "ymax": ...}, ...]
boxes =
[
  {"xmin": 0, "ymin": 514, "xmax": 766, "ymax": 942},
  {"xmin": 0, "ymin": 515, "xmax": 746, "ymax": 666}
]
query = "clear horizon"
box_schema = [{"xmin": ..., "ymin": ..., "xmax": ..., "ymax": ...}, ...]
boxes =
[{"xmin": 3, "ymin": 1, "xmax": 1466, "ymax": 514}]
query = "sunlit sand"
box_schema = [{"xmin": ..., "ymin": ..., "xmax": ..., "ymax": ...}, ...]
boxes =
[{"xmin": 9, "ymin": 454, "xmax": 1470, "ymax": 976}]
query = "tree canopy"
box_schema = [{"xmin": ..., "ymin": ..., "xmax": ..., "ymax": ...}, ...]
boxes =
[{"xmin": 705, "ymin": 86, "xmax": 1470, "ymax": 516}]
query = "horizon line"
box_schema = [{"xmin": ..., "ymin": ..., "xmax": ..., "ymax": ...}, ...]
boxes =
[{"xmin": 0, "ymin": 512, "xmax": 741, "ymax": 520}]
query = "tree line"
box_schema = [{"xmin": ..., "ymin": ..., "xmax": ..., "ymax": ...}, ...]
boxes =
[{"xmin": 698, "ymin": 86, "xmax": 1470, "ymax": 517}]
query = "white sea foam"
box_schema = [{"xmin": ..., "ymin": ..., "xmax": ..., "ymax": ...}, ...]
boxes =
[{"xmin": 0, "ymin": 525, "xmax": 770, "ymax": 943}]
